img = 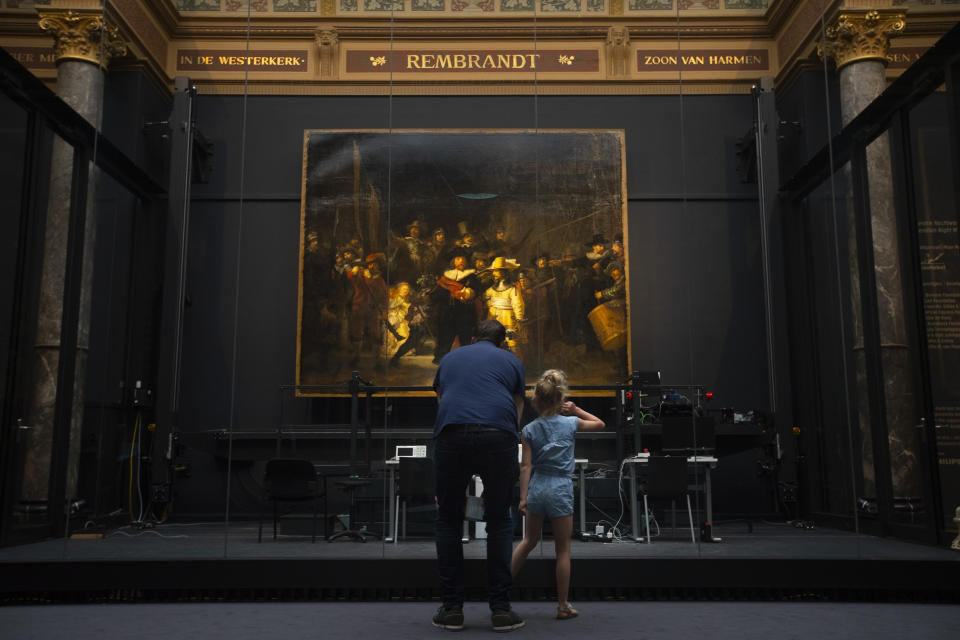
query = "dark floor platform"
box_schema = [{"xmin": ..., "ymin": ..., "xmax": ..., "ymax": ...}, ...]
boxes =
[{"xmin": 2, "ymin": 521, "xmax": 957, "ymax": 604}]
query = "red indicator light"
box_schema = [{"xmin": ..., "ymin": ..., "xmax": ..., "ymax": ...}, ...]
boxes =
[{"xmin": 705, "ymin": 391, "xmax": 714, "ymax": 400}]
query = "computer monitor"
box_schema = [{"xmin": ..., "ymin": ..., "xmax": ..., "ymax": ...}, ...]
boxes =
[{"xmin": 660, "ymin": 415, "xmax": 716, "ymax": 454}]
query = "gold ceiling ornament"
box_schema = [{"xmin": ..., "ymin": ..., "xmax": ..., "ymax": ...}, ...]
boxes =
[
  {"xmin": 818, "ymin": 10, "xmax": 905, "ymax": 70},
  {"xmin": 37, "ymin": 10, "xmax": 127, "ymax": 68}
]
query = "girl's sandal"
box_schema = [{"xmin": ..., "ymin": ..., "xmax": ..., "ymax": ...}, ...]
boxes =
[{"xmin": 557, "ymin": 605, "xmax": 579, "ymax": 620}]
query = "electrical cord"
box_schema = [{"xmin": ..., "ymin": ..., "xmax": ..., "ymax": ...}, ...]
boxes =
[
  {"xmin": 595, "ymin": 518, "xmax": 626, "ymax": 542},
  {"xmin": 127, "ymin": 414, "xmax": 140, "ymax": 523},
  {"xmin": 612, "ymin": 457, "xmax": 629, "ymax": 535},
  {"xmin": 107, "ymin": 529, "xmax": 188, "ymax": 540},
  {"xmin": 584, "ymin": 499, "xmax": 622, "ymax": 526}
]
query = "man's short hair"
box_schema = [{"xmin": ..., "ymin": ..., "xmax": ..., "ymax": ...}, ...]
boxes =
[{"xmin": 473, "ymin": 319, "xmax": 506, "ymax": 346}]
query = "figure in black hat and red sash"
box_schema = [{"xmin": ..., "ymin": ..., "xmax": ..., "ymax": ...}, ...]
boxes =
[{"xmin": 431, "ymin": 246, "xmax": 480, "ymax": 364}]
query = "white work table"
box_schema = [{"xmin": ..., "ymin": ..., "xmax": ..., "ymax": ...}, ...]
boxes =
[{"xmin": 622, "ymin": 453, "xmax": 719, "ymax": 542}]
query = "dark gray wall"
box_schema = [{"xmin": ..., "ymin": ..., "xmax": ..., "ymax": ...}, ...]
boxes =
[{"xmin": 179, "ymin": 94, "xmax": 769, "ymax": 435}]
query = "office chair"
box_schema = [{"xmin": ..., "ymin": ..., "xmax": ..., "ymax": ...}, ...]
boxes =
[
  {"xmin": 642, "ymin": 455, "xmax": 696, "ymax": 544},
  {"xmin": 329, "ymin": 475, "xmax": 381, "ymax": 542},
  {"xmin": 258, "ymin": 458, "xmax": 327, "ymax": 543},
  {"xmin": 394, "ymin": 457, "xmax": 434, "ymax": 542}
]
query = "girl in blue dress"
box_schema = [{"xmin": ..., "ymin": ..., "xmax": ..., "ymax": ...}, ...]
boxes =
[{"xmin": 510, "ymin": 369, "xmax": 604, "ymax": 620}]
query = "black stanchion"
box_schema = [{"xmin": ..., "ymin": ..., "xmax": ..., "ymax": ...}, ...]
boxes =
[
  {"xmin": 615, "ymin": 388, "xmax": 624, "ymax": 462},
  {"xmin": 632, "ymin": 369, "xmax": 642, "ymax": 455},
  {"xmin": 348, "ymin": 370, "xmax": 360, "ymax": 477}
]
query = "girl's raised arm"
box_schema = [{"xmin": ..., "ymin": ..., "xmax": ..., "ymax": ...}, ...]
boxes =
[{"xmin": 561, "ymin": 401, "xmax": 605, "ymax": 431}]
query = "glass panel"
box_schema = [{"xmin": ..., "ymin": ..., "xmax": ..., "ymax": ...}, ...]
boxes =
[
  {"xmin": 0, "ymin": 6, "xmax": 124, "ymax": 556},
  {"xmin": 4, "ymin": 0, "xmax": 946, "ymax": 582},
  {"xmin": 62, "ymin": 175, "xmax": 160, "ymax": 557},
  {"xmin": 219, "ymin": 196, "xmax": 317, "ymax": 556},
  {"xmin": 0, "ymin": 95, "xmax": 54, "ymax": 550},
  {"xmin": 796, "ymin": 163, "xmax": 864, "ymax": 557},
  {"xmin": 908, "ymin": 86, "xmax": 960, "ymax": 535},
  {"xmin": 858, "ymin": 131, "xmax": 925, "ymax": 528}
]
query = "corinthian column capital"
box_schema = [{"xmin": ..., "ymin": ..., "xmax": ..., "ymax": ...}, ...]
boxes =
[
  {"xmin": 37, "ymin": 9, "xmax": 127, "ymax": 68},
  {"xmin": 819, "ymin": 10, "xmax": 906, "ymax": 70}
]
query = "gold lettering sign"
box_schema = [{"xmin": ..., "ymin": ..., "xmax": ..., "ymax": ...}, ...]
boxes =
[
  {"xmin": 636, "ymin": 50, "xmax": 769, "ymax": 72},
  {"xmin": 176, "ymin": 50, "xmax": 308, "ymax": 72},
  {"xmin": 346, "ymin": 50, "xmax": 598, "ymax": 73},
  {"xmin": 886, "ymin": 46, "xmax": 928, "ymax": 69},
  {"xmin": 3, "ymin": 46, "xmax": 57, "ymax": 69}
]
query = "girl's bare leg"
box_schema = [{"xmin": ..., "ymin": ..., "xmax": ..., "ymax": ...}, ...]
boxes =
[
  {"xmin": 511, "ymin": 513, "xmax": 544, "ymax": 577},
  {"xmin": 552, "ymin": 515, "xmax": 575, "ymax": 610}
]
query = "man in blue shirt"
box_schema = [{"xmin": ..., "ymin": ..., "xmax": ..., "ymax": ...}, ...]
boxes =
[{"xmin": 431, "ymin": 319, "xmax": 526, "ymax": 632}]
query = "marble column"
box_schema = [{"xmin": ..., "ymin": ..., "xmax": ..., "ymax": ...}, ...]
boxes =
[
  {"xmin": 820, "ymin": 9, "xmax": 921, "ymax": 500},
  {"xmin": 21, "ymin": 8, "xmax": 125, "ymax": 503}
]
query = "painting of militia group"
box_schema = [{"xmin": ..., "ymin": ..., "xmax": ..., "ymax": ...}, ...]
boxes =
[{"xmin": 297, "ymin": 130, "xmax": 629, "ymax": 393}]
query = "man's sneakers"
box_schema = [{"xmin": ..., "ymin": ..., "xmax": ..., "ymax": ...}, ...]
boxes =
[
  {"xmin": 491, "ymin": 609, "xmax": 525, "ymax": 632},
  {"xmin": 432, "ymin": 606, "xmax": 525, "ymax": 632},
  {"xmin": 432, "ymin": 605, "xmax": 464, "ymax": 631}
]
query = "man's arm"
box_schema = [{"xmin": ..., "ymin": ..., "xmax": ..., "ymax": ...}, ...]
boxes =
[
  {"xmin": 517, "ymin": 434, "xmax": 533, "ymax": 516},
  {"xmin": 514, "ymin": 393, "xmax": 524, "ymax": 427},
  {"xmin": 513, "ymin": 362, "xmax": 526, "ymax": 427}
]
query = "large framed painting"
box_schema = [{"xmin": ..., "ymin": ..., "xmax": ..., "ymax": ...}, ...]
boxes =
[{"xmin": 297, "ymin": 129, "xmax": 629, "ymax": 395}]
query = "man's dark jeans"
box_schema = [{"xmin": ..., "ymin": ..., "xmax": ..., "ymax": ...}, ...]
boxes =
[{"xmin": 435, "ymin": 424, "xmax": 519, "ymax": 611}]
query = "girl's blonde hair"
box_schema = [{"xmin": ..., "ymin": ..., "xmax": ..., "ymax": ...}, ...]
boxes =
[{"xmin": 533, "ymin": 369, "xmax": 568, "ymax": 415}]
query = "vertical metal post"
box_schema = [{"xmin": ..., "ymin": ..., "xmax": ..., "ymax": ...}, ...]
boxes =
[
  {"xmin": 275, "ymin": 385, "xmax": 284, "ymax": 459},
  {"xmin": 632, "ymin": 370, "xmax": 642, "ymax": 455},
  {"xmin": 948, "ymin": 56, "xmax": 960, "ymax": 236},
  {"xmin": 364, "ymin": 388, "xmax": 373, "ymax": 472},
  {"xmin": 349, "ymin": 370, "xmax": 360, "ymax": 476},
  {"xmin": 615, "ymin": 388, "xmax": 624, "ymax": 463},
  {"xmin": 153, "ymin": 77, "xmax": 195, "ymax": 490}
]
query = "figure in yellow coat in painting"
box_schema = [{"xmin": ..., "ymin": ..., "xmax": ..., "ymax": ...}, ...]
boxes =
[
  {"xmin": 386, "ymin": 281, "xmax": 412, "ymax": 356},
  {"xmin": 483, "ymin": 257, "xmax": 525, "ymax": 349}
]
